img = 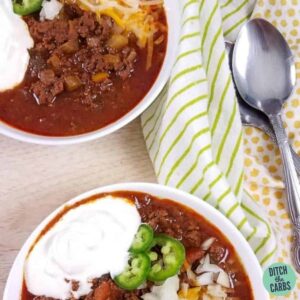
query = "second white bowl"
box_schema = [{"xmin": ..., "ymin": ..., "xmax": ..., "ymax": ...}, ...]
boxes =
[{"xmin": 4, "ymin": 182, "xmax": 269, "ymax": 299}]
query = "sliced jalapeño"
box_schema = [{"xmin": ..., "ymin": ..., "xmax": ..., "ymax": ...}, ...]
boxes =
[
  {"xmin": 13, "ymin": 0, "xmax": 43, "ymax": 16},
  {"xmin": 130, "ymin": 224, "xmax": 154, "ymax": 253},
  {"xmin": 148, "ymin": 234, "xmax": 185, "ymax": 282},
  {"xmin": 114, "ymin": 253, "xmax": 151, "ymax": 290}
]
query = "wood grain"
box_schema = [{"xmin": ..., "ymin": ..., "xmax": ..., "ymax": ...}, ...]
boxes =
[{"xmin": 0, "ymin": 118, "xmax": 156, "ymax": 297}]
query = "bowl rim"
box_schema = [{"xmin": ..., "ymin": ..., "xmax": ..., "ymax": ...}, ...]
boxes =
[
  {"xmin": 4, "ymin": 182, "xmax": 269, "ymax": 300},
  {"xmin": 0, "ymin": 0, "xmax": 181, "ymax": 145}
]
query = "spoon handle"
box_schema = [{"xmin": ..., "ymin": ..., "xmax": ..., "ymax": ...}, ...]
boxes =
[
  {"xmin": 269, "ymin": 114, "xmax": 300, "ymax": 272},
  {"xmin": 248, "ymin": 121, "xmax": 300, "ymax": 175}
]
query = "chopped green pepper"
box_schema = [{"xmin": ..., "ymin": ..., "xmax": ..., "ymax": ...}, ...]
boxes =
[
  {"xmin": 130, "ymin": 224, "xmax": 154, "ymax": 253},
  {"xmin": 147, "ymin": 234, "xmax": 185, "ymax": 282},
  {"xmin": 114, "ymin": 253, "xmax": 151, "ymax": 290},
  {"xmin": 13, "ymin": 0, "xmax": 43, "ymax": 16}
]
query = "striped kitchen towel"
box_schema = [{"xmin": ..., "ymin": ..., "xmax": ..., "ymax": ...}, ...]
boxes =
[{"xmin": 141, "ymin": 0, "xmax": 277, "ymax": 269}]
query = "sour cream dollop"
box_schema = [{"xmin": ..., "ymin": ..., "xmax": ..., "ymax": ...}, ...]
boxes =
[
  {"xmin": 0, "ymin": 0, "xmax": 33, "ymax": 91},
  {"xmin": 25, "ymin": 196, "xmax": 141, "ymax": 299}
]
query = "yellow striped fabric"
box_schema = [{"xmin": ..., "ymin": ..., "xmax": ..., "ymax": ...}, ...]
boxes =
[{"xmin": 141, "ymin": 0, "xmax": 277, "ymax": 267}]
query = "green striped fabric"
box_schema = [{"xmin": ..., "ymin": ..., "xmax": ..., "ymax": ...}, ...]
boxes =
[{"xmin": 141, "ymin": 0, "xmax": 277, "ymax": 267}]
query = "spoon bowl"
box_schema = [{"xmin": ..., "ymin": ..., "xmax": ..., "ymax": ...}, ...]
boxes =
[
  {"xmin": 233, "ymin": 18, "xmax": 296, "ymax": 115},
  {"xmin": 225, "ymin": 40, "xmax": 300, "ymax": 173}
]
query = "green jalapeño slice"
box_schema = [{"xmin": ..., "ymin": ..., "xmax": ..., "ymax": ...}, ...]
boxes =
[
  {"xmin": 148, "ymin": 234, "xmax": 185, "ymax": 282},
  {"xmin": 13, "ymin": 0, "xmax": 43, "ymax": 16},
  {"xmin": 114, "ymin": 253, "xmax": 151, "ymax": 290},
  {"xmin": 130, "ymin": 224, "xmax": 154, "ymax": 253}
]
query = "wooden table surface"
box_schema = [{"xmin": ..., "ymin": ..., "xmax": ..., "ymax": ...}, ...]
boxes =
[{"xmin": 0, "ymin": 118, "xmax": 156, "ymax": 297}]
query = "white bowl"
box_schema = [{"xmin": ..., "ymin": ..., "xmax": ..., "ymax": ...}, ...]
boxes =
[
  {"xmin": 0, "ymin": 1, "xmax": 180, "ymax": 145},
  {"xmin": 4, "ymin": 183, "xmax": 269, "ymax": 300}
]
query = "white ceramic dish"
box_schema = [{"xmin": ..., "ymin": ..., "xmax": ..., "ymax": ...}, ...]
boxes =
[
  {"xmin": 0, "ymin": 0, "xmax": 180, "ymax": 145},
  {"xmin": 4, "ymin": 182, "xmax": 269, "ymax": 300}
]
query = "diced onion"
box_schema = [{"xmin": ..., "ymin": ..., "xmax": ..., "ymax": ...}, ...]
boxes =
[
  {"xmin": 207, "ymin": 284, "xmax": 227, "ymax": 297},
  {"xmin": 183, "ymin": 253, "xmax": 233, "ymax": 299},
  {"xmin": 196, "ymin": 263, "xmax": 223, "ymax": 275},
  {"xmin": 195, "ymin": 254, "xmax": 223, "ymax": 275},
  {"xmin": 198, "ymin": 254, "xmax": 210, "ymax": 270},
  {"xmin": 142, "ymin": 276, "xmax": 179, "ymax": 300},
  {"xmin": 216, "ymin": 270, "xmax": 231, "ymax": 288},
  {"xmin": 196, "ymin": 272, "xmax": 214, "ymax": 286},
  {"xmin": 201, "ymin": 237, "xmax": 216, "ymax": 251},
  {"xmin": 40, "ymin": 0, "xmax": 63, "ymax": 20},
  {"xmin": 186, "ymin": 265, "xmax": 197, "ymax": 283}
]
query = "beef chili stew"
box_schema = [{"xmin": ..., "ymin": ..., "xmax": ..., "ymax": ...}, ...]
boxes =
[
  {"xmin": 22, "ymin": 191, "xmax": 254, "ymax": 300},
  {"xmin": 0, "ymin": 1, "xmax": 167, "ymax": 136}
]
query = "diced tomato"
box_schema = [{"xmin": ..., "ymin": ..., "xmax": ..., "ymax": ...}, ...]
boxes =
[
  {"xmin": 93, "ymin": 280, "xmax": 123, "ymax": 300},
  {"xmin": 186, "ymin": 247, "xmax": 205, "ymax": 264},
  {"xmin": 93, "ymin": 281, "xmax": 111, "ymax": 300}
]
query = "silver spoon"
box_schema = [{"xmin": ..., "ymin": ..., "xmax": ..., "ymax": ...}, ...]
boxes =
[
  {"xmin": 232, "ymin": 18, "xmax": 300, "ymax": 272},
  {"xmin": 225, "ymin": 41, "xmax": 300, "ymax": 174}
]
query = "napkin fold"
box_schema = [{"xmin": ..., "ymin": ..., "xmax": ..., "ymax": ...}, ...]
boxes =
[{"xmin": 142, "ymin": 0, "xmax": 277, "ymax": 270}]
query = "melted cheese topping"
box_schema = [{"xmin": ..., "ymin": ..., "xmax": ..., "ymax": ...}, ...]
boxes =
[
  {"xmin": 25, "ymin": 196, "xmax": 141, "ymax": 299},
  {"xmin": 0, "ymin": 0, "xmax": 33, "ymax": 91}
]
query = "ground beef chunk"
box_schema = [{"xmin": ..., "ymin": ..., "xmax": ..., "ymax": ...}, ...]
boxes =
[
  {"xmin": 98, "ymin": 16, "xmax": 114, "ymax": 39},
  {"xmin": 39, "ymin": 69, "xmax": 56, "ymax": 85},
  {"xmin": 80, "ymin": 52, "xmax": 106, "ymax": 73},
  {"xmin": 137, "ymin": 195, "xmax": 207, "ymax": 248},
  {"xmin": 24, "ymin": 4, "xmax": 137, "ymax": 106},
  {"xmin": 86, "ymin": 36, "xmax": 102, "ymax": 48},
  {"xmin": 63, "ymin": 3, "xmax": 83, "ymax": 19},
  {"xmin": 26, "ymin": 18, "xmax": 69, "ymax": 51},
  {"xmin": 31, "ymin": 77, "xmax": 64, "ymax": 105},
  {"xmin": 28, "ymin": 50, "xmax": 48, "ymax": 77},
  {"xmin": 208, "ymin": 240, "xmax": 227, "ymax": 263},
  {"xmin": 117, "ymin": 48, "xmax": 137, "ymax": 80},
  {"xmin": 74, "ymin": 12, "xmax": 97, "ymax": 38}
]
